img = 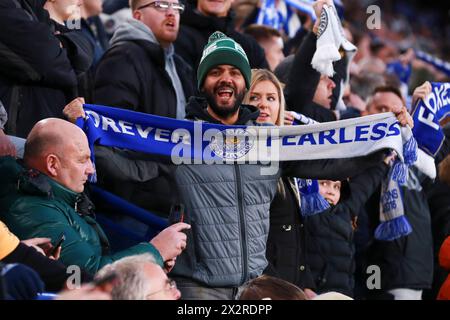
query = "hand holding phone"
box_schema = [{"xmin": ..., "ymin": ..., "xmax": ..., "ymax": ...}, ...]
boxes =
[
  {"xmin": 169, "ymin": 204, "xmax": 185, "ymax": 224},
  {"xmin": 50, "ymin": 232, "xmax": 65, "ymax": 256}
]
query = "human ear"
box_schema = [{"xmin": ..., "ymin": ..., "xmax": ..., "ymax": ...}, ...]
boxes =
[
  {"xmin": 46, "ymin": 154, "xmax": 60, "ymax": 178},
  {"xmin": 133, "ymin": 10, "xmax": 141, "ymax": 20}
]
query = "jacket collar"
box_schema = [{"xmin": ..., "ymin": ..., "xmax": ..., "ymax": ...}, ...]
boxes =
[
  {"xmin": 16, "ymin": 161, "xmax": 79, "ymax": 208},
  {"xmin": 47, "ymin": 178, "xmax": 79, "ymax": 208}
]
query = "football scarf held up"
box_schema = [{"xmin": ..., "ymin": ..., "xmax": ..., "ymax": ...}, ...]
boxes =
[{"xmin": 77, "ymin": 104, "xmax": 435, "ymax": 241}]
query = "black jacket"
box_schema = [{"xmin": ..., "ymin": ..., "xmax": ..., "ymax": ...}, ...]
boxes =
[
  {"xmin": 362, "ymin": 127, "xmax": 450, "ymax": 296},
  {"xmin": 282, "ymin": 32, "xmax": 336, "ymax": 123},
  {"xmin": 93, "ymin": 20, "xmax": 195, "ymax": 215},
  {"xmin": 174, "ymin": 4, "xmax": 268, "ymax": 79},
  {"xmin": 363, "ymin": 172, "xmax": 434, "ymax": 295},
  {"xmin": 306, "ymin": 162, "xmax": 388, "ymax": 297},
  {"xmin": 0, "ymin": 0, "xmax": 93, "ymax": 137},
  {"xmin": 2, "ymin": 243, "xmax": 92, "ymax": 292},
  {"xmin": 265, "ymin": 177, "xmax": 316, "ymax": 290},
  {"xmin": 94, "ymin": 34, "xmax": 194, "ymax": 117}
]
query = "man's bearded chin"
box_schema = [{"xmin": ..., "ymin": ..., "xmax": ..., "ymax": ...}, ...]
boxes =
[{"xmin": 203, "ymin": 88, "xmax": 246, "ymax": 118}]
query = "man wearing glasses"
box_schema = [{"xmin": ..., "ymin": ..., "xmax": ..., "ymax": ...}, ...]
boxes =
[
  {"xmin": 96, "ymin": 254, "xmax": 181, "ymax": 300},
  {"xmin": 92, "ymin": 0, "xmax": 196, "ymax": 217}
]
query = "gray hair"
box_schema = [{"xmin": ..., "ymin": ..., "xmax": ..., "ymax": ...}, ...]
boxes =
[{"xmin": 96, "ymin": 254, "xmax": 156, "ymax": 300}]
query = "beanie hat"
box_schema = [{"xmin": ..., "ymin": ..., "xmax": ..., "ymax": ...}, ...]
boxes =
[{"xmin": 197, "ymin": 31, "xmax": 251, "ymax": 90}]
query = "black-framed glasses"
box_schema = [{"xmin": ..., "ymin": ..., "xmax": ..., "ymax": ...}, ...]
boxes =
[
  {"xmin": 137, "ymin": 1, "xmax": 185, "ymax": 13},
  {"xmin": 146, "ymin": 279, "xmax": 177, "ymax": 298}
]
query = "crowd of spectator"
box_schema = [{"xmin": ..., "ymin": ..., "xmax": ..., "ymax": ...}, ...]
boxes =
[{"xmin": 0, "ymin": 0, "xmax": 449, "ymax": 301}]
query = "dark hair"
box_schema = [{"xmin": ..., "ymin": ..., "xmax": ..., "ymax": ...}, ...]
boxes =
[
  {"xmin": 238, "ymin": 275, "xmax": 307, "ymax": 300},
  {"xmin": 369, "ymin": 37, "xmax": 386, "ymax": 55},
  {"xmin": 371, "ymin": 85, "xmax": 404, "ymax": 102},
  {"xmin": 244, "ymin": 24, "xmax": 282, "ymax": 43}
]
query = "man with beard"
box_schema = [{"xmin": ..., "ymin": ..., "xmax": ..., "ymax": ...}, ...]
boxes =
[
  {"xmin": 166, "ymin": 31, "xmax": 403, "ymax": 299},
  {"xmin": 66, "ymin": 31, "xmax": 410, "ymax": 299},
  {"xmin": 174, "ymin": 0, "xmax": 268, "ymax": 81}
]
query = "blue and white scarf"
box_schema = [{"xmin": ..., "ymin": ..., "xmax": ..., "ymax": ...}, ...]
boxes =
[
  {"xmin": 415, "ymin": 51, "xmax": 450, "ymax": 78},
  {"xmin": 289, "ymin": 112, "xmax": 414, "ymax": 241},
  {"xmin": 376, "ymin": 82, "xmax": 450, "ymax": 240},
  {"xmin": 78, "ymin": 104, "xmax": 419, "ymax": 164},
  {"xmin": 256, "ymin": 0, "xmax": 282, "ymax": 31},
  {"xmin": 412, "ymin": 82, "xmax": 450, "ymax": 157},
  {"xmin": 77, "ymin": 104, "xmax": 435, "ymax": 240},
  {"xmin": 289, "ymin": 112, "xmax": 330, "ymax": 215}
]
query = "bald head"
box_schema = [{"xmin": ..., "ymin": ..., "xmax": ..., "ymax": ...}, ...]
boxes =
[
  {"xmin": 24, "ymin": 118, "xmax": 94, "ymax": 193},
  {"xmin": 24, "ymin": 118, "xmax": 85, "ymax": 163}
]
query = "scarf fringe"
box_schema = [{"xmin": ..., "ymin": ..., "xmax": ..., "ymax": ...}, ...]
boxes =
[
  {"xmin": 374, "ymin": 215, "xmax": 412, "ymax": 241},
  {"xmin": 391, "ymin": 160, "xmax": 407, "ymax": 185},
  {"xmin": 311, "ymin": 44, "xmax": 341, "ymax": 77},
  {"xmin": 403, "ymin": 135, "xmax": 418, "ymax": 165},
  {"xmin": 391, "ymin": 136, "xmax": 417, "ymax": 185},
  {"xmin": 300, "ymin": 193, "xmax": 330, "ymax": 216}
]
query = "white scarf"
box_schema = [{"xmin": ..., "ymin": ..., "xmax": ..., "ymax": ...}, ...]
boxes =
[{"xmin": 311, "ymin": 4, "xmax": 357, "ymax": 77}]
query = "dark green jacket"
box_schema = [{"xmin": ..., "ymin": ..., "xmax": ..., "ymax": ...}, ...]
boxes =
[{"xmin": 0, "ymin": 156, "xmax": 163, "ymax": 274}]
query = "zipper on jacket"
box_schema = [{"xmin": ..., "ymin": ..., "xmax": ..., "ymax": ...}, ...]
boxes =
[{"xmin": 234, "ymin": 164, "xmax": 248, "ymax": 284}]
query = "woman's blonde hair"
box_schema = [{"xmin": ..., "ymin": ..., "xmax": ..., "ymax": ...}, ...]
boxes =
[
  {"xmin": 243, "ymin": 69, "xmax": 286, "ymax": 126},
  {"xmin": 244, "ymin": 69, "xmax": 287, "ymax": 196}
]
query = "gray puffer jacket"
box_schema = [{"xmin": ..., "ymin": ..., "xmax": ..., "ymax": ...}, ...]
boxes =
[
  {"xmin": 94, "ymin": 96, "xmax": 385, "ymax": 287},
  {"xmin": 170, "ymin": 97, "xmax": 385, "ymax": 286}
]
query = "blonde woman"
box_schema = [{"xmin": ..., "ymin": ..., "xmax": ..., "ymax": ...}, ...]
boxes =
[
  {"xmin": 243, "ymin": 69, "xmax": 317, "ymax": 298},
  {"xmin": 243, "ymin": 69, "xmax": 288, "ymax": 126}
]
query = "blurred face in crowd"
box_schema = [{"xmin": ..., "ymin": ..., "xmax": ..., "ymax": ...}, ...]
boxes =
[
  {"xmin": 133, "ymin": 0, "xmax": 182, "ymax": 48},
  {"xmin": 82, "ymin": 0, "xmax": 103, "ymax": 17},
  {"xmin": 145, "ymin": 264, "xmax": 181, "ymax": 300},
  {"xmin": 366, "ymin": 91, "xmax": 403, "ymax": 115},
  {"xmin": 260, "ymin": 36, "xmax": 285, "ymax": 71},
  {"xmin": 247, "ymin": 80, "xmax": 280, "ymax": 125},
  {"xmin": 318, "ymin": 180, "xmax": 341, "ymax": 205},
  {"xmin": 313, "ymin": 75, "xmax": 336, "ymax": 109},
  {"xmin": 202, "ymin": 65, "xmax": 246, "ymax": 122},
  {"xmin": 45, "ymin": 0, "xmax": 83, "ymax": 23},
  {"xmin": 197, "ymin": 0, "xmax": 234, "ymax": 18}
]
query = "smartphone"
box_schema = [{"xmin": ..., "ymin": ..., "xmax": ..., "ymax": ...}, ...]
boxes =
[
  {"xmin": 169, "ymin": 204, "xmax": 185, "ymax": 224},
  {"xmin": 93, "ymin": 272, "xmax": 119, "ymax": 287},
  {"xmin": 50, "ymin": 232, "xmax": 65, "ymax": 255}
]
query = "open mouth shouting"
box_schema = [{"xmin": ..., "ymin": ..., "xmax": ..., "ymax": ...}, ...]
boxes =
[
  {"xmin": 164, "ymin": 19, "xmax": 177, "ymax": 30},
  {"xmin": 215, "ymin": 85, "xmax": 236, "ymax": 105}
]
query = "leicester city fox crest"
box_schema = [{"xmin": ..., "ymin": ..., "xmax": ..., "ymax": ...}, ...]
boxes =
[{"xmin": 209, "ymin": 128, "xmax": 255, "ymax": 160}]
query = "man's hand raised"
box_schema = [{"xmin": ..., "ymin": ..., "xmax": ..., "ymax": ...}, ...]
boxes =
[{"xmin": 392, "ymin": 105, "xmax": 414, "ymax": 128}]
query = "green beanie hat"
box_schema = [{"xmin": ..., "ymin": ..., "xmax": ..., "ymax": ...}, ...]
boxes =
[{"xmin": 197, "ymin": 31, "xmax": 251, "ymax": 90}]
